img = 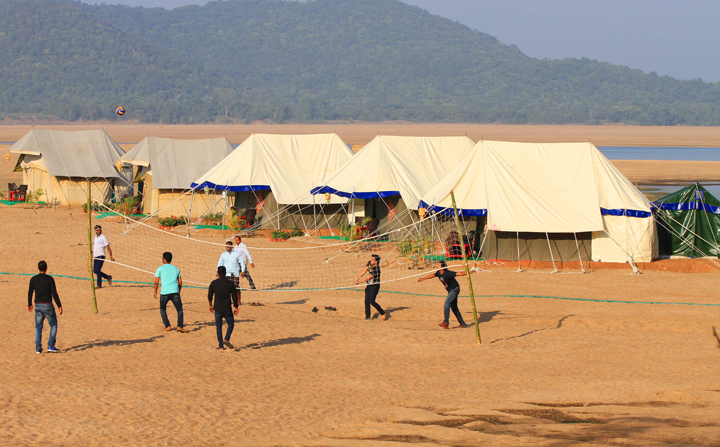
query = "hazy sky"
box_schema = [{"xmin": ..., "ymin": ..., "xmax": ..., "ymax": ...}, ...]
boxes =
[{"xmin": 80, "ymin": 0, "xmax": 720, "ymax": 82}]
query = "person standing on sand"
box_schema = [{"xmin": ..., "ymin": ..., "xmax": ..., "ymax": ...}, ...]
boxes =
[
  {"xmin": 234, "ymin": 235, "xmax": 256, "ymax": 290},
  {"xmin": 355, "ymin": 254, "xmax": 387, "ymax": 321},
  {"xmin": 28, "ymin": 260, "xmax": 63, "ymax": 354},
  {"xmin": 218, "ymin": 241, "xmax": 245, "ymax": 290},
  {"xmin": 208, "ymin": 266, "xmax": 240, "ymax": 350},
  {"xmin": 154, "ymin": 252, "xmax": 187, "ymax": 333},
  {"xmin": 93, "ymin": 225, "xmax": 114, "ymax": 288},
  {"xmin": 418, "ymin": 260, "xmax": 472, "ymax": 329}
]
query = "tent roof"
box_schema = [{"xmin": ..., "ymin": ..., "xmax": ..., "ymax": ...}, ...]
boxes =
[
  {"xmin": 653, "ymin": 183, "xmax": 720, "ymax": 213},
  {"xmin": 420, "ymin": 141, "xmax": 652, "ymax": 233},
  {"xmin": 9, "ymin": 129, "xmax": 124, "ymax": 178},
  {"xmin": 121, "ymin": 136, "xmax": 235, "ymax": 189},
  {"xmin": 191, "ymin": 134, "xmax": 354, "ymax": 204},
  {"xmin": 311, "ymin": 135, "xmax": 476, "ymax": 209}
]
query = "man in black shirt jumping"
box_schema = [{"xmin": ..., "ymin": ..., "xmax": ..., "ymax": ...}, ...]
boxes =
[
  {"xmin": 418, "ymin": 260, "xmax": 473, "ymax": 329},
  {"xmin": 208, "ymin": 266, "xmax": 240, "ymax": 350},
  {"xmin": 28, "ymin": 260, "xmax": 63, "ymax": 354}
]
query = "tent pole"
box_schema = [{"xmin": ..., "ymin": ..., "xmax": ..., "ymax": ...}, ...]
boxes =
[
  {"xmin": 573, "ymin": 232, "xmax": 585, "ymax": 273},
  {"xmin": 87, "ymin": 181, "xmax": 98, "ymax": 314},
  {"xmin": 546, "ymin": 233, "xmax": 558, "ymax": 273},
  {"xmin": 516, "ymin": 232, "xmax": 521, "ymax": 272},
  {"xmin": 451, "ymin": 190, "xmax": 481, "ymax": 344},
  {"xmin": 312, "ymin": 185, "xmax": 317, "ymax": 236},
  {"xmin": 187, "ymin": 187, "xmax": 195, "ymax": 237}
]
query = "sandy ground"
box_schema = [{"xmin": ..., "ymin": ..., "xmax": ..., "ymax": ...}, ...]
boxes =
[
  {"xmin": 1, "ymin": 207, "xmax": 720, "ymax": 446},
  {"xmin": 1, "ymin": 123, "xmax": 720, "ymax": 147}
]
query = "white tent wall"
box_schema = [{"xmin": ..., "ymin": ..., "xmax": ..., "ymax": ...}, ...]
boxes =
[
  {"xmin": 233, "ymin": 190, "xmax": 346, "ymax": 231},
  {"xmin": 592, "ymin": 215, "xmax": 657, "ymax": 263},
  {"xmin": 21, "ymin": 164, "xmax": 122, "ymax": 206},
  {"xmin": 140, "ymin": 173, "xmax": 229, "ymax": 218}
]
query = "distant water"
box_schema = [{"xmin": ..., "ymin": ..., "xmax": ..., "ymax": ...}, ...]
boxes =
[{"xmin": 598, "ymin": 146, "xmax": 720, "ymax": 161}]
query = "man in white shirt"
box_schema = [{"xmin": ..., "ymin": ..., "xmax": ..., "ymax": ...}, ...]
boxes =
[
  {"xmin": 93, "ymin": 225, "xmax": 114, "ymax": 288},
  {"xmin": 234, "ymin": 235, "xmax": 256, "ymax": 290},
  {"xmin": 218, "ymin": 241, "xmax": 245, "ymax": 290}
]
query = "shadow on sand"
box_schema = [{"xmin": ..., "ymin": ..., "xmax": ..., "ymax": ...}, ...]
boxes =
[{"xmin": 236, "ymin": 333, "xmax": 320, "ymax": 351}]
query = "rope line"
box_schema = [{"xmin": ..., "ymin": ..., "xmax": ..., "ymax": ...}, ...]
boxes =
[{"xmin": 4, "ymin": 271, "xmax": 719, "ymax": 307}]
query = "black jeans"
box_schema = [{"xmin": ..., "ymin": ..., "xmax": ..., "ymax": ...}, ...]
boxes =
[
  {"xmin": 215, "ymin": 312, "xmax": 235, "ymax": 348},
  {"xmin": 364, "ymin": 284, "xmax": 384, "ymax": 319},
  {"xmin": 93, "ymin": 256, "xmax": 111, "ymax": 287},
  {"xmin": 159, "ymin": 293, "xmax": 184, "ymax": 328}
]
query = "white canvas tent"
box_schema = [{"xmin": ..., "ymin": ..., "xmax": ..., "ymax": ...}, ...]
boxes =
[
  {"xmin": 121, "ymin": 136, "xmax": 236, "ymax": 217},
  {"xmin": 192, "ymin": 134, "xmax": 354, "ymax": 229},
  {"xmin": 10, "ymin": 129, "xmax": 132, "ymax": 206},
  {"xmin": 311, "ymin": 135, "xmax": 476, "ymax": 229},
  {"xmin": 419, "ymin": 141, "xmax": 657, "ymax": 264}
]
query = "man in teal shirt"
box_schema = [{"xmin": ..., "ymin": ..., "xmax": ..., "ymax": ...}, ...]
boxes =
[{"xmin": 154, "ymin": 252, "xmax": 186, "ymax": 333}]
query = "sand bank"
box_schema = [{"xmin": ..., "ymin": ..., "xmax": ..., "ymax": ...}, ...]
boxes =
[
  {"xmin": 1, "ymin": 207, "xmax": 719, "ymax": 446},
  {"xmin": 1, "ymin": 123, "xmax": 719, "ymax": 146}
]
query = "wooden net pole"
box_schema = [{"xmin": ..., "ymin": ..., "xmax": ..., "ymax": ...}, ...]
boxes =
[
  {"xmin": 88, "ymin": 181, "xmax": 98, "ymax": 314},
  {"xmin": 450, "ymin": 190, "xmax": 481, "ymax": 344}
]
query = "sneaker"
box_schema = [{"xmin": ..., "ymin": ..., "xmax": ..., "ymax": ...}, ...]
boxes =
[
  {"xmin": 107, "ymin": 276, "xmax": 112, "ymax": 286},
  {"xmin": 216, "ymin": 346, "xmax": 226, "ymax": 350},
  {"xmin": 438, "ymin": 321, "xmax": 449, "ymax": 329},
  {"xmin": 223, "ymin": 340, "xmax": 235, "ymax": 349},
  {"xmin": 177, "ymin": 327, "xmax": 188, "ymax": 333},
  {"xmin": 163, "ymin": 326, "xmax": 173, "ymax": 332},
  {"xmin": 250, "ymin": 286, "xmax": 257, "ymax": 290},
  {"xmin": 456, "ymin": 324, "xmax": 469, "ymax": 329},
  {"xmin": 47, "ymin": 347, "xmax": 60, "ymax": 353},
  {"xmin": 380, "ymin": 313, "xmax": 389, "ymax": 321},
  {"xmin": 36, "ymin": 349, "xmax": 42, "ymax": 354}
]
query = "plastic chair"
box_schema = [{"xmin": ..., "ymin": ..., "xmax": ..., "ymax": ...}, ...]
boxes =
[
  {"xmin": 446, "ymin": 244, "xmax": 471, "ymax": 259},
  {"xmin": 15, "ymin": 185, "xmax": 28, "ymax": 202},
  {"xmin": 7, "ymin": 183, "xmax": 18, "ymax": 201}
]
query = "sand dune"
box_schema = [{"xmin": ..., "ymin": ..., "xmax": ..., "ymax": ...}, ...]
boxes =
[{"xmin": 1, "ymin": 207, "xmax": 719, "ymax": 446}]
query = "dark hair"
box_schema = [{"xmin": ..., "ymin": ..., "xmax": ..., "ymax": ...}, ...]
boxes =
[
  {"xmin": 163, "ymin": 252, "xmax": 173, "ymax": 263},
  {"xmin": 438, "ymin": 260, "xmax": 447, "ymax": 268},
  {"xmin": 234, "ymin": 235, "xmax": 241, "ymax": 241},
  {"xmin": 38, "ymin": 260, "xmax": 47, "ymax": 272},
  {"xmin": 94, "ymin": 225, "xmax": 102, "ymax": 230},
  {"xmin": 226, "ymin": 241, "xmax": 233, "ymax": 245},
  {"xmin": 218, "ymin": 266, "xmax": 226, "ymax": 276},
  {"xmin": 372, "ymin": 254, "xmax": 380, "ymax": 264}
]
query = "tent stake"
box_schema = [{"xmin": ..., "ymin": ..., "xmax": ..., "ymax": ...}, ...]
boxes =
[
  {"xmin": 450, "ymin": 190, "xmax": 481, "ymax": 344},
  {"xmin": 87, "ymin": 181, "xmax": 98, "ymax": 314}
]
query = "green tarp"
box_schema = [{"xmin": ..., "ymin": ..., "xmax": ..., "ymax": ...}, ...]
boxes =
[{"xmin": 654, "ymin": 183, "xmax": 720, "ymax": 258}]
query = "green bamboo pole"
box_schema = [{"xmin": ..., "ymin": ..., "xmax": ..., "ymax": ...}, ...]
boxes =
[
  {"xmin": 450, "ymin": 190, "xmax": 481, "ymax": 344},
  {"xmin": 88, "ymin": 181, "xmax": 98, "ymax": 314}
]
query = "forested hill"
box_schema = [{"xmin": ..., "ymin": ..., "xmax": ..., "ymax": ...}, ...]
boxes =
[{"xmin": 2, "ymin": 0, "xmax": 720, "ymax": 125}]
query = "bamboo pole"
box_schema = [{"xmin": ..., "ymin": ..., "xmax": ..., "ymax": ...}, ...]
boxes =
[
  {"xmin": 87, "ymin": 181, "xmax": 98, "ymax": 314},
  {"xmin": 450, "ymin": 190, "xmax": 480, "ymax": 344}
]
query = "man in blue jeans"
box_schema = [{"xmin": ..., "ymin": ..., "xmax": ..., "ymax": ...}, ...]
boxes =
[
  {"xmin": 154, "ymin": 252, "xmax": 186, "ymax": 333},
  {"xmin": 417, "ymin": 260, "xmax": 473, "ymax": 329},
  {"xmin": 208, "ymin": 266, "xmax": 240, "ymax": 350},
  {"xmin": 27, "ymin": 260, "xmax": 63, "ymax": 354}
]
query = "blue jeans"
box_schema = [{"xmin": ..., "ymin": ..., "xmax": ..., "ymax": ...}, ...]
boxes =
[
  {"xmin": 93, "ymin": 256, "xmax": 111, "ymax": 287},
  {"xmin": 443, "ymin": 287, "xmax": 466, "ymax": 326},
  {"xmin": 35, "ymin": 303, "xmax": 57, "ymax": 351},
  {"xmin": 159, "ymin": 293, "xmax": 184, "ymax": 328},
  {"xmin": 215, "ymin": 312, "xmax": 235, "ymax": 348}
]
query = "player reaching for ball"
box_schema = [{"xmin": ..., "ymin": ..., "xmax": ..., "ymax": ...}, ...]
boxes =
[{"xmin": 418, "ymin": 260, "xmax": 473, "ymax": 329}]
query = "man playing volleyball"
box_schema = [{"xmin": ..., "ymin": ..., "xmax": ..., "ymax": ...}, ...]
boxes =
[{"xmin": 418, "ymin": 261, "xmax": 472, "ymax": 329}]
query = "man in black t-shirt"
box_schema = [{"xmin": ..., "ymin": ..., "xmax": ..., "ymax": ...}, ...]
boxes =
[
  {"xmin": 28, "ymin": 260, "xmax": 63, "ymax": 354},
  {"xmin": 208, "ymin": 266, "xmax": 240, "ymax": 350},
  {"xmin": 418, "ymin": 260, "xmax": 473, "ymax": 329}
]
